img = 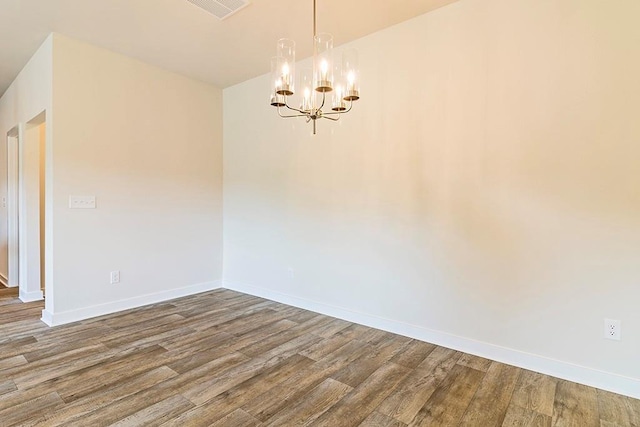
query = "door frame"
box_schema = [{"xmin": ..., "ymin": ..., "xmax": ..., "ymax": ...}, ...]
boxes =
[{"xmin": 7, "ymin": 126, "xmax": 19, "ymax": 288}]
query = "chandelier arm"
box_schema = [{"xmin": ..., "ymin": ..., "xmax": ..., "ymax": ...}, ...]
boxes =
[
  {"xmin": 321, "ymin": 115, "xmax": 340, "ymax": 122},
  {"xmin": 277, "ymin": 107, "xmax": 309, "ymax": 118},
  {"xmin": 320, "ymin": 101, "xmax": 354, "ymax": 117},
  {"xmin": 318, "ymin": 91, "xmax": 326, "ymax": 110},
  {"xmin": 283, "ymin": 100, "xmax": 307, "ymax": 115}
]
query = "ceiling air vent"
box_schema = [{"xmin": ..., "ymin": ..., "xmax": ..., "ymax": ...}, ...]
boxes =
[{"xmin": 186, "ymin": 0, "xmax": 250, "ymax": 20}]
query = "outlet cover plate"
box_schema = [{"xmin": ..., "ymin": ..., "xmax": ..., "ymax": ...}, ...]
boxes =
[
  {"xmin": 110, "ymin": 271, "xmax": 120, "ymax": 284},
  {"xmin": 604, "ymin": 318, "xmax": 621, "ymax": 341},
  {"xmin": 69, "ymin": 196, "xmax": 96, "ymax": 209}
]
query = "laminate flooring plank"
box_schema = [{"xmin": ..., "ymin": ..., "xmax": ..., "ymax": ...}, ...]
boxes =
[
  {"xmin": 181, "ymin": 333, "xmax": 321, "ymax": 406},
  {"xmin": 310, "ymin": 317, "xmax": 353, "ymax": 338},
  {"xmin": 97, "ymin": 314, "xmax": 187, "ymax": 347},
  {"xmin": 30, "ymin": 366, "xmax": 179, "ymax": 426},
  {"xmin": 0, "ymin": 391, "xmax": 64, "ymax": 426},
  {"xmin": 0, "ymin": 379, "xmax": 17, "ymax": 396},
  {"xmin": 597, "ymin": 389, "xmax": 639, "ymax": 427},
  {"xmin": 552, "ymin": 380, "xmax": 600, "ymax": 427},
  {"xmin": 377, "ymin": 347, "xmax": 461, "ymax": 424},
  {"xmin": 209, "ymin": 409, "xmax": 264, "ymax": 427},
  {"xmin": 163, "ymin": 354, "xmax": 314, "ymax": 426},
  {"xmin": 185, "ymin": 302, "xmax": 276, "ymax": 332},
  {"xmin": 0, "ymin": 318, "xmax": 47, "ymax": 337},
  {"xmin": 96, "ymin": 303, "xmax": 181, "ymax": 329},
  {"xmin": 23, "ymin": 327, "xmax": 112, "ymax": 361},
  {"xmin": 388, "ymin": 339, "xmax": 436, "ymax": 369},
  {"xmin": 310, "ymin": 362, "xmax": 412, "ymax": 427},
  {"xmin": 0, "ymin": 334, "xmax": 37, "ymax": 349},
  {"xmin": 329, "ymin": 335, "xmax": 410, "ymax": 388},
  {"xmin": 165, "ymin": 319, "xmax": 301, "ymax": 375},
  {"xmin": 299, "ymin": 332, "xmax": 356, "ymax": 361},
  {"xmin": 286, "ymin": 309, "xmax": 322, "ymax": 325},
  {"xmin": 235, "ymin": 318, "xmax": 328, "ymax": 359},
  {"xmin": 457, "ymin": 352, "xmax": 493, "ymax": 372},
  {"xmin": 52, "ymin": 344, "xmax": 169, "ymax": 402},
  {"xmin": 265, "ymin": 378, "xmax": 353, "ymax": 426},
  {"xmin": 109, "ymin": 394, "xmax": 195, "ymax": 427},
  {"xmin": 459, "ymin": 361, "xmax": 521, "ymax": 426},
  {"xmin": 242, "ymin": 340, "xmax": 372, "ymax": 422},
  {"xmin": 510, "ymin": 369, "xmax": 558, "ymax": 416},
  {"xmin": 233, "ymin": 318, "xmax": 299, "ymax": 341},
  {"xmin": 336, "ymin": 323, "xmax": 397, "ymax": 346},
  {"xmin": 215, "ymin": 309, "xmax": 295, "ymax": 337},
  {"xmin": 158, "ymin": 328, "xmax": 234, "ymax": 352},
  {"xmin": 359, "ymin": 411, "xmax": 408, "ymax": 427},
  {"xmin": 56, "ymin": 353, "xmax": 249, "ymax": 426},
  {"xmin": 407, "ymin": 363, "xmax": 485, "ymax": 427},
  {"xmin": 0, "ymin": 354, "xmax": 28, "ymax": 370},
  {"xmin": 502, "ymin": 405, "xmax": 552, "ymax": 427},
  {"xmin": 103, "ymin": 325, "xmax": 196, "ymax": 352},
  {"xmin": 6, "ymin": 343, "xmax": 111, "ymax": 389},
  {"xmin": 33, "ymin": 320, "xmax": 111, "ymax": 342}
]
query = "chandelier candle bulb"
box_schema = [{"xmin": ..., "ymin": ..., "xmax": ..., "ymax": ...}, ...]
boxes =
[
  {"xmin": 302, "ymin": 88, "xmax": 312, "ymax": 111},
  {"xmin": 280, "ymin": 63, "xmax": 291, "ymax": 92},
  {"xmin": 301, "ymin": 69, "xmax": 314, "ymax": 111}
]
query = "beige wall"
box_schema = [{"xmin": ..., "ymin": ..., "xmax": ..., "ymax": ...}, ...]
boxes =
[
  {"xmin": 223, "ymin": 0, "xmax": 640, "ymax": 395},
  {"xmin": 47, "ymin": 34, "xmax": 223, "ymax": 319}
]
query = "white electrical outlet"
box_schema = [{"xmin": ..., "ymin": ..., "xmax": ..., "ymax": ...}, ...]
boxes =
[
  {"xmin": 287, "ymin": 267, "xmax": 295, "ymax": 279},
  {"xmin": 110, "ymin": 271, "xmax": 120, "ymax": 285},
  {"xmin": 604, "ymin": 318, "xmax": 621, "ymax": 340}
]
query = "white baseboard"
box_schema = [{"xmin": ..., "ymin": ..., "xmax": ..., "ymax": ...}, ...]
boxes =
[
  {"xmin": 41, "ymin": 280, "xmax": 222, "ymax": 327},
  {"xmin": 0, "ymin": 273, "xmax": 8, "ymax": 287},
  {"xmin": 223, "ymin": 280, "xmax": 640, "ymax": 400},
  {"xmin": 20, "ymin": 288, "xmax": 44, "ymax": 302}
]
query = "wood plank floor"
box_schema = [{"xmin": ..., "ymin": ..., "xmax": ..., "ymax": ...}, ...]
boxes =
[
  {"xmin": 0, "ymin": 289, "xmax": 638, "ymax": 426},
  {"xmin": 0, "ymin": 283, "xmax": 18, "ymax": 299}
]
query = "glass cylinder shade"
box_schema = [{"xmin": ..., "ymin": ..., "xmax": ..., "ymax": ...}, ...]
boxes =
[
  {"xmin": 269, "ymin": 57, "xmax": 286, "ymax": 106},
  {"xmin": 332, "ymin": 84, "xmax": 347, "ymax": 111},
  {"xmin": 314, "ymin": 33, "xmax": 333, "ymax": 92},
  {"xmin": 299, "ymin": 69, "xmax": 314, "ymax": 112},
  {"xmin": 275, "ymin": 39, "xmax": 295, "ymax": 96},
  {"xmin": 342, "ymin": 49, "xmax": 360, "ymax": 101}
]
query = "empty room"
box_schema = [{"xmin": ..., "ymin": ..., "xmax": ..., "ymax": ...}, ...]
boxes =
[{"xmin": 0, "ymin": 0, "xmax": 638, "ymax": 425}]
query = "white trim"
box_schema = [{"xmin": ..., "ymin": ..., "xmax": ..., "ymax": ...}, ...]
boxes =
[
  {"xmin": 17, "ymin": 122, "xmax": 29, "ymax": 297},
  {"xmin": 7, "ymin": 129, "xmax": 20, "ymax": 288},
  {"xmin": 41, "ymin": 280, "xmax": 222, "ymax": 327},
  {"xmin": 0, "ymin": 274, "xmax": 8, "ymax": 287},
  {"xmin": 40, "ymin": 309, "xmax": 53, "ymax": 326},
  {"xmin": 20, "ymin": 288, "xmax": 44, "ymax": 302},
  {"xmin": 223, "ymin": 280, "xmax": 640, "ymax": 400}
]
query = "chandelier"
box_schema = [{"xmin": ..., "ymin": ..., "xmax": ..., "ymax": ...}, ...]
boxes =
[{"xmin": 269, "ymin": 0, "xmax": 361, "ymax": 135}]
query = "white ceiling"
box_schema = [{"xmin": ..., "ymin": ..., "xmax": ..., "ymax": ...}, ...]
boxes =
[{"xmin": 0, "ymin": 0, "xmax": 457, "ymax": 97}]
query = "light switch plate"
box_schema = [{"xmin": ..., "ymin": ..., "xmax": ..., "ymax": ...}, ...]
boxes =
[{"xmin": 69, "ymin": 196, "xmax": 96, "ymax": 209}]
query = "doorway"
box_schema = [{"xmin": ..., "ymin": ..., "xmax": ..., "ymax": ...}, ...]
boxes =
[{"xmin": 6, "ymin": 112, "xmax": 47, "ymax": 303}]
